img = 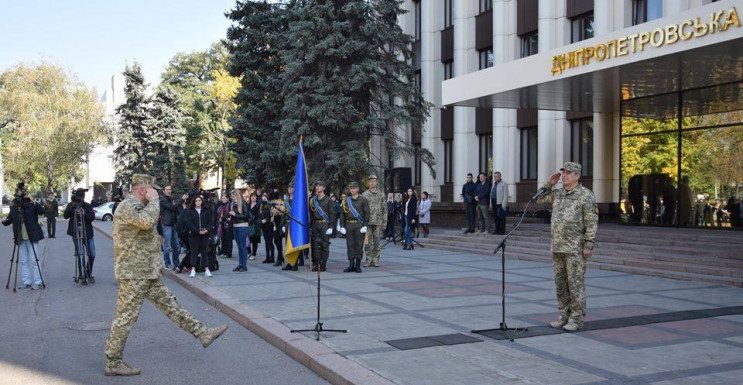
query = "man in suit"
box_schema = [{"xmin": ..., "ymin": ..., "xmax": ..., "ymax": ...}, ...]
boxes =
[{"xmin": 490, "ymin": 171, "xmax": 509, "ymax": 235}]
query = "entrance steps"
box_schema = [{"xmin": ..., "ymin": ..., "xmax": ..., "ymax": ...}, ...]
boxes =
[{"xmin": 418, "ymin": 224, "xmax": 743, "ymax": 288}]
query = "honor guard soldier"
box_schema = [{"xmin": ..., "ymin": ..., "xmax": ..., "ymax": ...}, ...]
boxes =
[
  {"xmin": 309, "ymin": 180, "xmax": 336, "ymax": 272},
  {"xmin": 537, "ymin": 162, "xmax": 598, "ymax": 332},
  {"xmin": 361, "ymin": 174, "xmax": 387, "ymax": 267},
  {"xmin": 338, "ymin": 181, "xmax": 369, "ymax": 273},
  {"xmin": 104, "ymin": 174, "xmax": 227, "ymax": 376},
  {"xmin": 282, "ymin": 181, "xmax": 304, "ymax": 271}
]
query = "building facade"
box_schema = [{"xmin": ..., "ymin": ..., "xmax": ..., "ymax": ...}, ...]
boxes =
[{"xmin": 389, "ymin": 0, "xmax": 742, "ymax": 229}]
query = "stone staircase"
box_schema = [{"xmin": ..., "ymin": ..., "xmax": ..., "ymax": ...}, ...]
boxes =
[{"xmin": 418, "ymin": 223, "xmax": 743, "ymax": 288}]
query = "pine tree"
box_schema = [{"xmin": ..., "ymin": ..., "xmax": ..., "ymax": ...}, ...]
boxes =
[
  {"xmin": 114, "ymin": 62, "xmax": 152, "ymax": 185},
  {"xmin": 147, "ymin": 86, "xmax": 189, "ymax": 190},
  {"xmin": 226, "ymin": 0, "xmax": 294, "ymax": 188}
]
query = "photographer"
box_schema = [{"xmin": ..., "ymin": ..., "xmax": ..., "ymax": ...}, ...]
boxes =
[
  {"xmin": 2, "ymin": 183, "xmax": 46, "ymax": 290},
  {"xmin": 64, "ymin": 188, "xmax": 97, "ymax": 281}
]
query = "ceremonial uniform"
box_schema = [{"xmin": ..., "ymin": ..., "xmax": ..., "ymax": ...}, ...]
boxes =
[
  {"xmin": 104, "ymin": 174, "xmax": 226, "ymax": 376},
  {"xmin": 537, "ymin": 163, "xmax": 598, "ymax": 330},
  {"xmin": 340, "ymin": 183, "xmax": 369, "ymax": 273},
  {"xmin": 310, "ymin": 193, "xmax": 336, "ymax": 271},
  {"xmin": 361, "ymin": 183, "xmax": 387, "ymax": 267}
]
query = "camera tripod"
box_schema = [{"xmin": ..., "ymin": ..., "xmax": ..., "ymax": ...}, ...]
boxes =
[
  {"xmin": 72, "ymin": 205, "xmax": 94, "ymax": 285},
  {"xmin": 5, "ymin": 202, "xmax": 46, "ymax": 292}
]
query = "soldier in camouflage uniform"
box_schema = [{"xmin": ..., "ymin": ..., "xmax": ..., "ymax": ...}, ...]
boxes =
[
  {"xmin": 104, "ymin": 174, "xmax": 228, "ymax": 376},
  {"xmin": 310, "ymin": 180, "xmax": 336, "ymax": 272},
  {"xmin": 361, "ymin": 174, "xmax": 387, "ymax": 267},
  {"xmin": 338, "ymin": 181, "xmax": 369, "ymax": 273},
  {"xmin": 537, "ymin": 162, "xmax": 598, "ymax": 332}
]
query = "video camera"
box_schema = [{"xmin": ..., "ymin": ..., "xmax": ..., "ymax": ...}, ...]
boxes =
[
  {"xmin": 11, "ymin": 182, "xmax": 30, "ymax": 206},
  {"xmin": 70, "ymin": 188, "xmax": 88, "ymax": 207}
]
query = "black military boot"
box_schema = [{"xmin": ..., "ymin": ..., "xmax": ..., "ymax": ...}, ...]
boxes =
[
  {"xmin": 354, "ymin": 258, "xmax": 362, "ymax": 273},
  {"xmin": 343, "ymin": 260, "xmax": 355, "ymax": 273},
  {"xmin": 311, "ymin": 260, "xmax": 319, "ymax": 272},
  {"xmin": 320, "ymin": 260, "xmax": 327, "ymax": 272},
  {"xmin": 281, "ymin": 263, "xmax": 293, "ymax": 271}
]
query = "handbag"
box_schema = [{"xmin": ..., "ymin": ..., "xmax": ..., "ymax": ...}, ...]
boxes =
[
  {"xmin": 250, "ymin": 223, "xmax": 262, "ymax": 238},
  {"xmin": 210, "ymin": 234, "xmax": 220, "ymax": 246}
]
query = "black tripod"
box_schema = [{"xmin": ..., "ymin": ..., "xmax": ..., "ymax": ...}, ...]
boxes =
[
  {"xmin": 72, "ymin": 206, "xmax": 94, "ymax": 285},
  {"xmin": 274, "ymin": 204, "xmax": 347, "ymax": 341},
  {"xmin": 381, "ymin": 211, "xmax": 402, "ymax": 248},
  {"xmin": 471, "ymin": 195, "xmax": 540, "ymax": 341},
  {"xmin": 5, "ymin": 203, "xmax": 46, "ymax": 292}
]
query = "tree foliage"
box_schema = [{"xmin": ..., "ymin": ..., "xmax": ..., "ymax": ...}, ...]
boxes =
[
  {"xmin": 0, "ymin": 62, "xmax": 106, "ymax": 194},
  {"xmin": 113, "ymin": 62, "xmax": 152, "ymax": 185},
  {"xmin": 147, "ymin": 86, "xmax": 189, "ymax": 190}
]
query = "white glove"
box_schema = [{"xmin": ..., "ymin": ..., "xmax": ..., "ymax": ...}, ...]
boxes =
[
  {"xmin": 340, "ymin": 227, "xmax": 347, "ymax": 235},
  {"xmin": 360, "ymin": 226, "xmax": 368, "ymax": 234},
  {"xmin": 325, "ymin": 228, "xmax": 332, "ymax": 235},
  {"xmin": 282, "ymin": 227, "xmax": 285, "ymax": 233},
  {"xmin": 336, "ymin": 224, "xmax": 341, "ymax": 232}
]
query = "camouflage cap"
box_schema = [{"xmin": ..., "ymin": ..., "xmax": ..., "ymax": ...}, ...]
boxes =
[
  {"xmin": 368, "ymin": 174, "xmax": 378, "ymax": 180},
  {"xmin": 560, "ymin": 162, "xmax": 582, "ymax": 174},
  {"xmin": 349, "ymin": 181, "xmax": 361, "ymax": 188},
  {"xmin": 131, "ymin": 173, "xmax": 162, "ymax": 189}
]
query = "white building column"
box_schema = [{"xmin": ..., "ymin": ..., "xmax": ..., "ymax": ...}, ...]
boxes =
[
  {"xmin": 452, "ymin": 0, "xmax": 477, "ymax": 202},
  {"xmin": 420, "ymin": 0, "xmax": 439, "ymax": 199},
  {"xmin": 592, "ymin": 112, "xmax": 618, "ymax": 203},
  {"xmin": 536, "ymin": 0, "xmax": 558, "ymax": 185}
]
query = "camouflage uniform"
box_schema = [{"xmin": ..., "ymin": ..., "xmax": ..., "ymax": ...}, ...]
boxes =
[
  {"xmin": 361, "ymin": 185, "xmax": 387, "ymax": 267},
  {"xmin": 105, "ymin": 175, "xmax": 207, "ymax": 367},
  {"xmin": 537, "ymin": 163, "xmax": 598, "ymax": 328},
  {"xmin": 310, "ymin": 193, "xmax": 336, "ymax": 269}
]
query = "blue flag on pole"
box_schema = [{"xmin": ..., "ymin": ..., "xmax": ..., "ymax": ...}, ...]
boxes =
[{"xmin": 284, "ymin": 138, "xmax": 310, "ymax": 265}]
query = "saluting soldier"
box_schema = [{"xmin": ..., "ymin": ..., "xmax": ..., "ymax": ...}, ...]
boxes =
[
  {"xmin": 338, "ymin": 181, "xmax": 369, "ymax": 273},
  {"xmin": 361, "ymin": 174, "xmax": 387, "ymax": 267},
  {"xmin": 104, "ymin": 174, "xmax": 228, "ymax": 376},
  {"xmin": 309, "ymin": 180, "xmax": 336, "ymax": 272},
  {"xmin": 536, "ymin": 162, "xmax": 598, "ymax": 332}
]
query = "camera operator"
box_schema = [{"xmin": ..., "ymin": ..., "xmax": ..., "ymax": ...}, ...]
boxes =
[
  {"xmin": 64, "ymin": 188, "xmax": 97, "ymax": 281},
  {"xmin": 2, "ymin": 183, "xmax": 46, "ymax": 290},
  {"xmin": 111, "ymin": 187, "xmax": 128, "ymax": 215}
]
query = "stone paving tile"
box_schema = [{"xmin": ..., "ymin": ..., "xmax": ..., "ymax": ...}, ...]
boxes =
[
  {"xmin": 585, "ymin": 274, "xmax": 717, "ymax": 292},
  {"xmin": 244, "ymin": 294, "xmax": 392, "ymax": 321},
  {"xmin": 219, "ymin": 280, "xmax": 323, "ymax": 300},
  {"xmin": 650, "ymin": 287, "xmax": 743, "ymax": 306},
  {"xmin": 584, "ymin": 325, "xmax": 688, "ymax": 346},
  {"xmin": 656, "ymin": 318, "xmax": 743, "ymax": 336},
  {"xmin": 287, "ymin": 313, "xmax": 458, "ymax": 342},
  {"xmin": 587, "ymin": 293, "xmax": 704, "ymax": 311},
  {"xmin": 357, "ymin": 290, "xmax": 498, "ymax": 311},
  {"xmin": 651, "ymin": 369, "xmax": 743, "ymax": 385},
  {"xmin": 420, "ymin": 303, "xmax": 555, "ymax": 331}
]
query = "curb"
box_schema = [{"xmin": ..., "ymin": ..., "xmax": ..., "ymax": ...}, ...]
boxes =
[{"xmin": 93, "ymin": 223, "xmax": 396, "ymax": 385}]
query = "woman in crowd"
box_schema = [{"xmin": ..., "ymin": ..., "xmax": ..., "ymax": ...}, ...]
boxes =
[
  {"xmin": 185, "ymin": 195, "xmax": 213, "ymax": 278},
  {"xmin": 383, "ymin": 193, "xmax": 395, "ymax": 240},
  {"xmin": 418, "ymin": 191, "xmax": 431, "ymax": 238},
  {"xmin": 248, "ymin": 192, "xmax": 262, "ymax": 260},
  {"xmin": 217, "ymin": 194, "xmax": 233, "ymax": 259},
  {"xmin": 259, "ymin": 198, "xmax": 275, "ymax": 264},
  {"xmin": 403, "ymin": 188, "xmax": 418, "ymax": 250},
  {"xmin": 230, "ymin": 189, "xmax": 250, "ymax": 272},
  {"xmin": 269, "ymin": 191, "xmax": 285, "ymax": 266}
]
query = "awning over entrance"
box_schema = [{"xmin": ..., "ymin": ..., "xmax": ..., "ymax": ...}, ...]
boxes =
[{"xmin": 442, "ymin": 2, "xmax": 743, "ymax": 114}]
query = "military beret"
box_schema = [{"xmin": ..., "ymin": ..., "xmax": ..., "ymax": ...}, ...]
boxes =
[
  {"xmin": 368, "ymin": 174, "xmax": 378, "ymax": 180},
  {"xmin": 560, "ymin": 162, "xmax": 582, "ymax": 174},
  {"xmin": 313, "ymin": 180, "xmax": 325, "ymax": 187},
  {"xmin": 131, "ymin": 173, "xmax": 162, "ymax": 189},
  {"xmin": 349, "ymin": 181, "xmax": 361, "ymax": 188}
]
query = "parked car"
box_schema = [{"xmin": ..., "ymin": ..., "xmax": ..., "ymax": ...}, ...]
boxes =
[{"xmin": 94, "ymin": 202, "xmax": 115, "ymax": 221}]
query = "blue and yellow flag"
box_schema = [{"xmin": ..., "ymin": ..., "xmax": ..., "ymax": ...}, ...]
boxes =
[{"xmin": 284, "ymin": 138, "xmax": 310, "ymax": 265}]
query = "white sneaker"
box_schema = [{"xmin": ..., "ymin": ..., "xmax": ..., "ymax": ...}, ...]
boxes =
[
  {"xmin": 205, "ymin": 269, "xmax": 212, "ymax": 277},
  {"xmin": 189, "ymin": 269, "xmax": 196, "ymax": 278}
]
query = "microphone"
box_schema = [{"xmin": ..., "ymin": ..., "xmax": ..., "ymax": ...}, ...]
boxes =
[{"xmin": 532, "ymin": 188, "xmax": 550, "ymax": 200}]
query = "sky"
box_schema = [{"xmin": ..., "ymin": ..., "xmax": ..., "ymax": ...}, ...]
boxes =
[{"xmin": 0, "ymin": 0, "xmax": 237, "ymax": 96}]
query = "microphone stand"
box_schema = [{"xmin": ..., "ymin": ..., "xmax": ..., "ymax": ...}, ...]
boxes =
[
  {"xmin": 271, "ymin": 203, "xmax": 347, "ymax": 341},
  {"xmin": 472, "ymin": 191, "xmax": 545, "ymax": 341}
]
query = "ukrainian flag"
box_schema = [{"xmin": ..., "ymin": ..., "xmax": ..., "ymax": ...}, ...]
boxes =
[{"xmin": 284, "ymin": 138, "xmax": 310, "ymax": 265}]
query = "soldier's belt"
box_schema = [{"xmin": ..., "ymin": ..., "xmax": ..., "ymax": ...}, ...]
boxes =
[
  {"xmin": 312, "ymin": 219, "xmax": 328, "ymax": 223},
  {"xmin": 345, "ymin": 220, "xmax": 360, "ymax": 223}
]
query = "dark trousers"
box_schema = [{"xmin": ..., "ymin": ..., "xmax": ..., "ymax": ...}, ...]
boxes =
[
  {"xmin": 464, "ymin": 203, "xmax": 476, "ymax": 231},
  {"xmin": 188, "ymin": 235, "xmax": 209, "ymax": 269},
  {"xmin": 273, "ymin": 231, "xmax": 284, "ymax": 264},
  {"xmin": 491, "ymin": 200, "xmax": 506, "ymax": 234},
  {"xmin": 311, "ymin": 221, "xmax": 330, "ymax": 264},
  {"xmin": 221, "ymin": 226, "xmax": 233, "ymax": 257},
  {"xmin": 383, "ymin": 215, "xmax": 394, "ymax": 238},
  {"xmin": 47, "ymin": 217, "xmax": 56, "ymax": 237},
  {"xmin": 250, "ymin": 237, "xmax": 260, "ymax": 257},
  {"xmin": 262, "ymin": 227, "xmax": 274, "ymax": 260},
  {"xmin": 177, "ymin": 233, "xmax": 191, "ymax": 269},
  {"xmin": 345, "ymin": 222, "xmax": 364, "ymax": 261}
]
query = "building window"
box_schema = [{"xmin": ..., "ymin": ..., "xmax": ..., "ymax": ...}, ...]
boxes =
[
  {"xmin": 443, "ymin": 62, "xmax": 453, "ymax": 80},
  {"xmin": 414, "ymin": 0, "xmax": 422, "ymax": 41},
  {"xmin": 443, "ymin": 140, "xmax": 453, "ymax": 184},
  {"xmin": 520, "ymin": 32, "xmax": 538, "ymax": 58},
  {"xmin": 480, "ymin": 0, "xmax": 493, "ymax": 13},
  {"xmin": 478, "ymin": 47, "xmax": 493, "ymax": 70},
  {"xmin": 444, "ymin": 0, "xmax": 453, "ymax": 29},
  {"xmin": 571, "ymin": 12, "xmax": 594, "ymax": 43},
  {"xmin": 570, "ymin": 118, "xmax": 594, "ymax": 178},
  {"xmin": 520, "ymin": 127, "xmax": 538, "ymax": 181},
  {"xmin": 478, "ymin": 134, "xmax": 492, "ymax": 174},
  {"xmin": 632, "ymin": 0, "xmax": 662, "ymax": 26}
]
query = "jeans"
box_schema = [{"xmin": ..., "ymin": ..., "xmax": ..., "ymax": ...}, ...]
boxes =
[
  {"xmin": 233, "ymin": 226, "xmax": 250, "ymax": 267},
  {"xmin": 262, "ymin": 227, "xmax": 274, "ymax": 260},
  {"xmin": 19, "ymin": 241, "xmax": 42, "ymax": 285},
  {"xmin": 464, "ymin": 203, "xmax": 476, "ymax": 231},
  {"xmin": 162, "ymin": 225, "xmax": 180, "ymax": 267},
  {"xmin": 404, "ymin": 222, "xmax": 414, "ymax": 245}
]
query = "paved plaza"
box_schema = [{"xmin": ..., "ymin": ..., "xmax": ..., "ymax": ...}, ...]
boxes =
[{"xmin": 94, "ymin": 223, "xmax": 743, "ymax": 384}]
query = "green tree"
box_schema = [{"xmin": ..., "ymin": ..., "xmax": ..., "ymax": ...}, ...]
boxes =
[
  {"xmin": 114, "ymin": 62, "xmax": 152, "ymax": 185},
  {"xmin": 147, "ymin": 86, "xmax": 189, "ymax": 190},
  {"xmin": 0, "ymin": 62, "xmax": 106, "ymax": 194}
]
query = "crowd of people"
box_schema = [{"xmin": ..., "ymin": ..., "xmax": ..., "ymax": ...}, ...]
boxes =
[{"xmin": 460, "ymin": 171, "xmax": 510, "ymax": 235}]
